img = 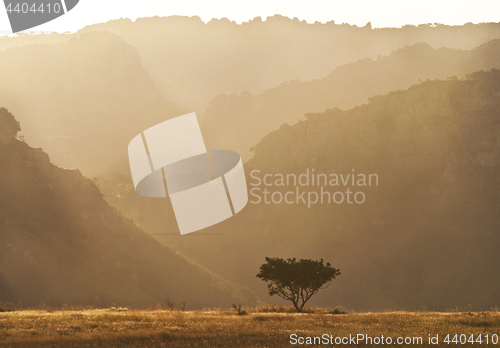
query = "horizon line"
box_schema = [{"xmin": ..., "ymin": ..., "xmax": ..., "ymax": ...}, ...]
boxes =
[{"xmin": 1, "ymin": 15, "xmax": 500, "ymax": 37}]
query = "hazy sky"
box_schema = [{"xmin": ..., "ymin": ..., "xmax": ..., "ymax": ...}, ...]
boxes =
[{"xmin": 1, "ymin": 0, "xmax": 499, "ymax": 33}]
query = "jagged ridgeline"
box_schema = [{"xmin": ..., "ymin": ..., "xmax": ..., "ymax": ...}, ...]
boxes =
[
  {"xmin": 167, "ymin": 70, "xmax": 500, "ymax": 311},
  {"xmin": 202, "ymin": 40, "xmax": 500, "ymax": 161},
  {"xmin": 0, "ymin": 108, "xmax": 256, "ymax": 308},
  {"xmin": 2, "ymin": 17, "xmax": 500, "ymax": 112},
  {"xmin": 3, "ymin": 20, "xmax": 500, "ymax": 180}
]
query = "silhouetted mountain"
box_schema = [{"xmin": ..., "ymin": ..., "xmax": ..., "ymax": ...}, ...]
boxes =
[
  {"xmin": 2, "ymin": 20, "xmax": 500, "ymax": 178},
  {"xmin": 0, "ymin": 31, "xmax": 186, "ymax": 176},
  {"xmin": 142, "ymin": 70, "xmax": 500, "ymax": 311},
  {"xmin": 0, "ymin": 108, "xmax": 255, "ymax": 308},
  {"xmin": 76, "ymin": 18, "xmax": 500, "ymax": 112},
  {"xmin": 3, "ymin": 17, "xmax": 500, "ymax": 311},
  {"xmin": 0, "ymin": 32, "xmax": 71, "ymax": 51},
  {"xmin": 202, "ymin": 39, "xmax": 500, "ymax": 160},
  {"xmin": 4, "ymin": 17, "xmax": 500, "ymax": 112}
]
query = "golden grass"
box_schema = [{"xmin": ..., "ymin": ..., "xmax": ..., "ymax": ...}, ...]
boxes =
[{"xmin": 0, "ymin": 307, "xmax": 499, "ymax": 347}]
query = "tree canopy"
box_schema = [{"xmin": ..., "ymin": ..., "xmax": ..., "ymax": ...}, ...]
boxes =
[{"xmin": 257, "ymin": 257, "xmax": 340, "ymax": 312}]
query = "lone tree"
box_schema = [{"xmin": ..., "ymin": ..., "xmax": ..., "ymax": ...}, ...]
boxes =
[{"xmin": 257, "ymin": 257, "xmax": 340, "ymax": 313}]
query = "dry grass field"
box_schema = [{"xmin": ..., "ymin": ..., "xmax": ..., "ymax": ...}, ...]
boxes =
[{"xmin": 0, "ymin": 306, "xmax": 499, "ymax": 347}]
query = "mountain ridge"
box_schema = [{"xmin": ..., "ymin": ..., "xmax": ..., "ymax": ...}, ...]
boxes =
[
  {"xmin": 4, "ymin": 17, "xmax": 500, "ymax": 112},
  {"xmin": 0, "ymin": 107, "xmax": 256, "ymax": 308},
  {"xmin": 147, "ymin": 70, "xmax": 500, "ymax": 310},
  {"xmin": 202, "ymin": 39, "xmax": 500, "ymax": 160},
  {"xmin": 0, "ymin": 31, "xmax": 187, "ymax": 176}
]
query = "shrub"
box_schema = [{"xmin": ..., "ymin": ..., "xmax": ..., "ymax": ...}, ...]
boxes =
[
  {"xmin": 232, "ymin": 304, "xmax": 248, "ymax": 315},
  {"xmin": 0, "ymin": 303, "xmax": 13, "ymax": 312},
  {"xmin": 330, "ymin": 306, "xmax": 348, "ymax": 315}
]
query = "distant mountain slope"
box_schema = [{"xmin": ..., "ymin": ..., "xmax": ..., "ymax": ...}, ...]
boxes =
[
  {"xmin": 0, "ymin": 31, "xmax": 186, "ymax": 176},
  {"xmin": 75, "ymin": 18, "xmax": 500, "ymax": 111},
  {"xmin": 0, "ymin": 32, "xmax": 71, "ymax": 51},
  {"xmin": 202, "ymin": 39, "xmax": 500, "ymax": 160},
  {"xmin": 146, "ymin": 70, "xmax": 500, "ymax": 311},
  {"xmin": 0, "ymin": 108, "xmax": 255, "ymax": 308},
  {"xmin": 4, "ymin": 18, "xmax": 500, "ymax": 112}
]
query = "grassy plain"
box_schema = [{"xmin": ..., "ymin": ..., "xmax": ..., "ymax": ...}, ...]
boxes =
[{"xmin": 0, "ymin": 307, "xmax": 499, "ymax": 347}]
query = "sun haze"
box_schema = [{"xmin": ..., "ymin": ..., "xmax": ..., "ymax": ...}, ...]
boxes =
[{"xmin": 1, "ymin": 0, "xmax": 499, "ymax": 33}]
